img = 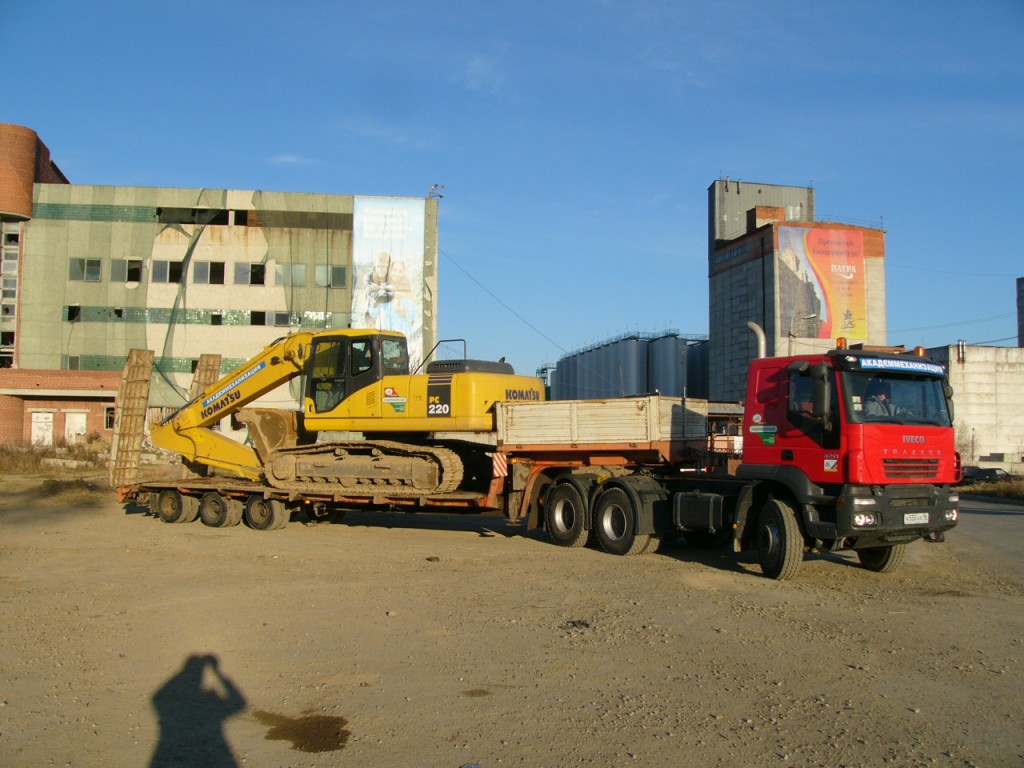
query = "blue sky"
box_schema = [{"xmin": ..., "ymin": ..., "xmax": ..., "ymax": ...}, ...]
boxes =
[{"xmin": 6, "ymin": 1, "xmax": 1023, "ymax": 376}]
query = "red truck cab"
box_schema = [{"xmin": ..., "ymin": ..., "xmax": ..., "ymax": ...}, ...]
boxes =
[{"xmin": 735, "ymin": 341, "xmax": 960, "ymax": 577}]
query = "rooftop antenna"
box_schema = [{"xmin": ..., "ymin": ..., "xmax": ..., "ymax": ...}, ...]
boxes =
[{"xmin": 429, "ymin": 184, "xmax": 445, "ymax": 199}]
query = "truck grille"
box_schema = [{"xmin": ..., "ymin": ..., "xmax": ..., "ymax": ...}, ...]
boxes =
[{"xmin": 883, "ymin": 458, "xmax": 940, "ymax": 479}]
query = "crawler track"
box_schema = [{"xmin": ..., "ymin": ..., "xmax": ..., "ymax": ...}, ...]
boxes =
[{"xmin": 264, "ymin": 440, "xmax": 465, "ymax": 497}]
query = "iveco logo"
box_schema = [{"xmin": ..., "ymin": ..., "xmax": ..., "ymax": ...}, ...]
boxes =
[{"xmin": 903, "ymin": 435, "xmax": 926, "ymax": 444}]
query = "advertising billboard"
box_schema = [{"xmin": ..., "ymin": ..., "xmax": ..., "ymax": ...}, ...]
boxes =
[
  {"xmin": 778, "ymin": 226, "xmax": 867, "ymax": 341},
  {"xmin": 351, "ymin": 197, "xmax": 427, "ymax": 370}
]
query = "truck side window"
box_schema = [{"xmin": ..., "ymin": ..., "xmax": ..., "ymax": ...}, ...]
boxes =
[{"xmin": 787, "ymin": 370, "xmax": 839, "ymax": 448}]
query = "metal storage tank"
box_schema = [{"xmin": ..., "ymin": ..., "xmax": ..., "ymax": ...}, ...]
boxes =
[
  {"xmin": 613, "ymin": 335, "xmax": 646, "ymax": 396},
  {"xmin": 686, "ymin": 340, "xmax": 710, "ymax": 400},
  {"xmin": 649, "ymin": 334, "xmax": 685, "ymax": 396}
]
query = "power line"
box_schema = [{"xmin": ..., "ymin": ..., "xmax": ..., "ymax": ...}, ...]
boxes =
[
  {"xmin": 892, "ymin": 312, "xmax": 1015, "ymax": 333},
  {"xmin": 438, "ymin": 247, "xmax": 570, "ymax": 357}
]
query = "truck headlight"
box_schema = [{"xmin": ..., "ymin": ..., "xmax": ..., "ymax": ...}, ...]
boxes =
[
  {"xmin": 944, "ymin": 509, "xmax": 959, "ymax": 522},
  {"xmin": 853, "ymin": 512, "xmax": 878, "ymax": 527}
]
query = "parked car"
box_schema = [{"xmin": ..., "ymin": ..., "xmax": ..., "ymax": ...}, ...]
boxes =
[{"xmin": 959, "ymin": 466, "xmax": 1013, "ymax": 485}]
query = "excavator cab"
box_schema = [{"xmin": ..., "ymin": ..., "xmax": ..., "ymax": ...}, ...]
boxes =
[{"xmin": 306, "ymin": 333, "xmax": 410, "ymax": 414}]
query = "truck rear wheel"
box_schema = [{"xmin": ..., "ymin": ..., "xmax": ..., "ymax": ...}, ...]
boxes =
[
  {"xmin": 756, "ymin": 498, "xmax": 803, "ymax": 580},
  {"xmin": 155, "ymin": 489, "xmax": 199, "ymax": 524},
  {"xmin": 244, "ymin": 496, "xmax": 289, "ymax": 531},
  {"xmin": 594, "ymin": 487, "xmax": 650, "ymax": 556},
  {"xmin": 199, "ymin": 492, "xmax": 243, "ymax": 528},
  {"xmin": 857, "ymin": 543, "xmax": 907, "ymax": 573},
  {"xmin": 545, "ymin": 483, "xmax": 590, "ymax": 548}
]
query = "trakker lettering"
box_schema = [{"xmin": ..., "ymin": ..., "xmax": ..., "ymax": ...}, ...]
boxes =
[
  {"xmin": 505, "ymin": 388, "xmax": 541, "ymax": 401},
  {"xmin": 202, "ymin": 361, "xmax": 267, "ymax": 408}
]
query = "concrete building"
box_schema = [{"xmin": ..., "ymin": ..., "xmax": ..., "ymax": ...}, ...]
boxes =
[
  {"xmin": 929, "ymin": 343, "xmax": 1024, "ymax": 474},
  {"xmin": 1017, "ymin": 276, "xmax": 1023, "ymax": 347},
  {"xmin": 708, "ymin": 179, "xmax": 888, "ymax": 401},
  {"xmin": 0, "ymin": 123, "xmax": 439, "ymax": 446}
]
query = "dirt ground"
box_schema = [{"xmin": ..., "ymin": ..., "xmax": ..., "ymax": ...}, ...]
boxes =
[{"xmin": 0, "ymin": 472, "xmax": 1021, "ymax": 768}]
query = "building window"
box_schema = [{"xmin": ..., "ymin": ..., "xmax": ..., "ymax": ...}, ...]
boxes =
[
  {"xmin": 276, "ymin": 264, "xmax": 307, "ymax": 287},
  {"xmin": 235, "ymin": 263, "xmax": 266, "ymax": 286},
  {"xmin": 69, "ymin": 258, "xmax": 102, "ymax": 282},
  {"xmin": 2, "ymin": 251, "xmax": 18, "ymax": 275},
  {"xmin": 211, "ymin": 313, "xmax": 223, "ymax": 326},
  {"xmin": 2, "ymin": 276, "xmax": 16, "ymax": 300},
  {"xmin": 110, "ymin": 258, "xmax": 144, "ymax": 283},
  {"xmin": 66, "ymin": 306, "xmax": 81, "ymax": 322},
  {"xmin": 194, "ymin": 261, "xmax": 226, "ymax": 285},
  {"xmin": 273, "ymin": 312, "xmax": 291, "ymax": 327},
  {"xmin": 152, "ymin": 260, "xmax": 184, "ymax": 283},
  {"xmin": 315, "ymin": 265, "xmax": 347, "ymax": 288},
  {"xmin": 250, "ymin": 311, "xmax": 266, "ymax": 326},
  {"xmin": 104, "ymin": 406, "xmax": 116, "ymax": 430},
  {"xmin": 67, "ymin": 355, "xmax": 81, "ymax": 370},
  {"xmin": 1, "ymin": 303, "xmax": 15, "ymax": 318}
]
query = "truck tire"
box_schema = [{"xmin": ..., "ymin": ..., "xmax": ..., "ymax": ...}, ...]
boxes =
[
  {"xmin": 857, "ymin": 543, "xmax": 907, "ymax": 573},
  {"xmin": 155, "ymin": 489, "xmax": 199, "ymax": 524},
  {"xmin": 545, "ymin": 483, "xmax": 590, "ymax": 548},
  {"xmin": 199, "ymin": 492, "xmax": 243, "ymax": 528},
  {"xmin": 756, "ymin": 497, "xmax": 803, "ymax": 580},
  {"xmin": 593, "ymin": 487, "xmax": 651, "ymax": 556},
  {"xmin": 244, "ymin": 495, "xmax": 289, "ymax": 531}
]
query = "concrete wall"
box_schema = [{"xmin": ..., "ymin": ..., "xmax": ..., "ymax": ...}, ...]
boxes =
[{"xmin": 929, "ymin": 344, "xmax": 1024, "ymax": 473}]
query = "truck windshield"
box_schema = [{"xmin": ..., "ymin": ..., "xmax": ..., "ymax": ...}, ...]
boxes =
[{"xmin": 843, "ymin": 371, "xmax": 952, "ymax": 426}]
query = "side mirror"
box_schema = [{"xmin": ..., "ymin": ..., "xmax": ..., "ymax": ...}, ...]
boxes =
[{"xmin": 811, "ymin": 366, "xmax": 832, "ymax": 429}]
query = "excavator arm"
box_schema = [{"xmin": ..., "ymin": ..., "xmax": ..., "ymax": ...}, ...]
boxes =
[{"xmin": 150, "ymin": 332, "xmax": 316, "ymax": 479}]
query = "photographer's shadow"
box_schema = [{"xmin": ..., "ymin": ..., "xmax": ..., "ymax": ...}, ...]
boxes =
[{"xmin": 150, "ymin": 654, "xmax": 246, "ymax": 768}]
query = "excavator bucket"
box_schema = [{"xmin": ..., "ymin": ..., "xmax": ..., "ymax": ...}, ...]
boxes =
[{"xmin": 235, "ymin": 408, "xmax": 301, "ymax": 464}]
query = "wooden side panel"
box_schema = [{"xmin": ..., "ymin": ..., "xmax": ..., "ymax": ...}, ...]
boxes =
[
  {"xmin": 108, "ymin": 349, "xmax": 155, "ymax": 488},
  {"xmin": 498, "ymin": 396, "xmax": 709, "ymax": 447}
]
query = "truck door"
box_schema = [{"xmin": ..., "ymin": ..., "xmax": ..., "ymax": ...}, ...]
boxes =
[{"xmin": 783, "ymin": 366, "xmax": 840, "ymax": 480}]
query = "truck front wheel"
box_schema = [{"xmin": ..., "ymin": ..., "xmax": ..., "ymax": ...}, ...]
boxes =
[
  {"xmin": 545, "ymin": 483, "xmax": 590, "ymax": 548},
  {"xmin": 594, "ymin": 487, "xmax": 650, "ymax": 556},
  {"xmin": 857, "ymin": 543, "xmax": 907, "ymax": 573},
  {"xmin": 756, "ymin": 498, "xmax": 803, "ymax": 580}
]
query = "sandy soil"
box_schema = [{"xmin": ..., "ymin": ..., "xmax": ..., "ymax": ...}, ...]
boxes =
[{"xmin": 0, "ymin": 473, "xmax": 1021, "ymax": 768}]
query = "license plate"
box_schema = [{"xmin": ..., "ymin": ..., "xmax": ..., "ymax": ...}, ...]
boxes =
[{"xmin": 904, "ymin": 512, "xmax": 930, "ymax": 525}]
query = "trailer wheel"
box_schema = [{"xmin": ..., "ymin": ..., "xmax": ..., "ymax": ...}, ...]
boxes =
[
  {"xmin": 545, "ymin": 483, "xmax": 590, "ymax": 548},
  {"xmin": 155, "ymin": 489, "xmax": 199, "ymax": 524},
  {"xmin": 756, "ymin": 498, "xmax": 803, "ymax": 580},
  {"xmin": 199, "ymin": 492, "xmax": 244, "ymax": 528},
  {"xmin": 857, "ymin": 543, "xmax": 907, "ymax": 573},
  {"xmin": 244, "ymin": 496, "xmax": 289, "ymax": 531},
  {"xmin": 593, "ymin": 487, "xmax": 650, "ymax": 556}
]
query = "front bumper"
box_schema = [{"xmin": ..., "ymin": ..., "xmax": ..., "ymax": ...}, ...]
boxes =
[{"xmin": 834, "ymin": 483, "xmax": 959, "ymax": 547}]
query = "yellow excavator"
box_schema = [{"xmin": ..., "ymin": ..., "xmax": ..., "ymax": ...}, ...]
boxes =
[{"xmin": 149, "ymin": 329, "xmax": 545, "ymax": 496}]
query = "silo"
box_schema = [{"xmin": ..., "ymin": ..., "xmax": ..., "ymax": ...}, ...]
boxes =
[
  {"xmin": 686, "ymin": 340, "xmax": 710, "ymax": 400},
  {"xmin": 615, "ymin": 335, "xmax": 646, "ymax": 396},
  {"xmin": 649, "ymin": 334, "xmax": 685, "ymax": 396}
]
